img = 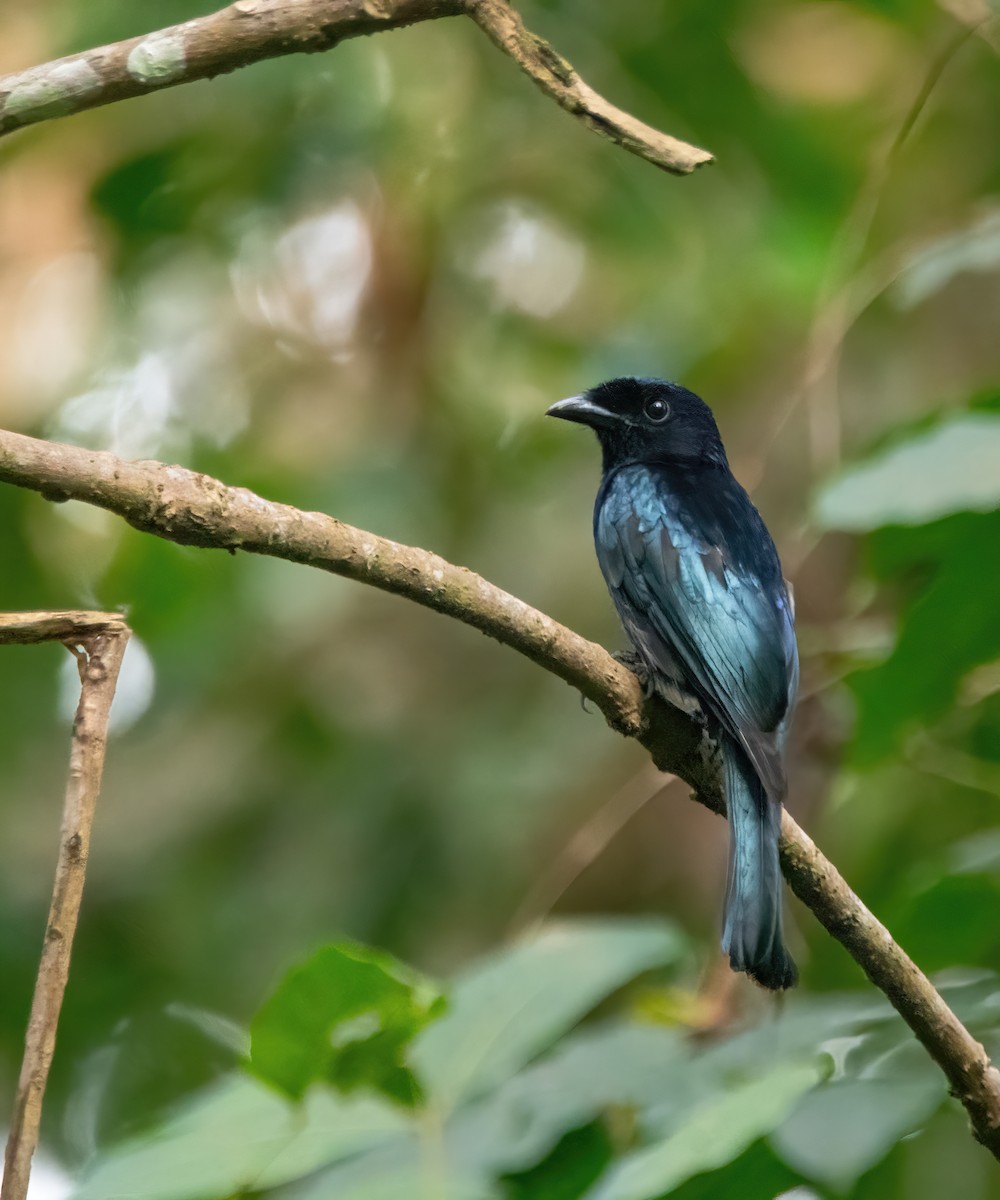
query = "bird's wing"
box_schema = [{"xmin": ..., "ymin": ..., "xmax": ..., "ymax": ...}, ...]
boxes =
[{"xmin": 596, "ymin": 471, "xmax": 796, "ymax": 794}]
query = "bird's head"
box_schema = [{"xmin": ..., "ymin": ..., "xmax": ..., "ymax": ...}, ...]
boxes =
[{"xmin": 546, "ymin": 376, "xmax": 727, "ymax": 469}]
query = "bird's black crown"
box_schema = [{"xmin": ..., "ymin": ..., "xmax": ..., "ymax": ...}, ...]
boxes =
[{"xmin": 547, "ymin": 376, "xmax": 728, "ymax": 468}]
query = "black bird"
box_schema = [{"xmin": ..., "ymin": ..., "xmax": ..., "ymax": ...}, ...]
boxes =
[{"xmin": 547, "ymin": 377, "xmax": 798, "ymax": 990}]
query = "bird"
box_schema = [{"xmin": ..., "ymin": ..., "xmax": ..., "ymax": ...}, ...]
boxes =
[{"xmin": 547, "ymin": 376, "xmax": 798, "ymax": 990}]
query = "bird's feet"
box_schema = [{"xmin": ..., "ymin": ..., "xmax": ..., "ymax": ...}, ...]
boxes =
[
  {"xmin": 610, "ymin": 651, "xmax": 709, "ymax": 729},
  {"xmin": 612, "ymin": 649, "xmax": 656, "ymax": 698}
]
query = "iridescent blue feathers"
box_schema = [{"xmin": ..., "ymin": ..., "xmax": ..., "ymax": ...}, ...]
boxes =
[{"xmin": 548, "ymin": 377, "xmax": 798, "ymax": 989}]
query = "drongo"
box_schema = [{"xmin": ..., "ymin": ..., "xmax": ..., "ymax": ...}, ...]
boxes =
[{"xmin": 548, "ymin": 377, "xmax": 798, "ymax": 990}]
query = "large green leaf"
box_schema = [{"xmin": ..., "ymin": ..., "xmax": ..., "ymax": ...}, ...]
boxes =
[
  {"xmin": 893, "ymin": 210, "xmax": 1000, "ymax": 310},
  {"xmin": 503, "ymin": 1123, "xmax": 614, "ymax": 1200},
  {"xmin": 287, "ymin": 1024, "xmax": 690, "ymax": 1200},
  {"xmin": 770, "ymin": 1076, "xmax": 943, "ymax": 1190},
  {"xmin": 847, "ymin": 511, "xmax": 1000, "ymax": 761},
  {"xmin": 457, "ymin": 1024, "xmax": 688, "ymax": 1166},
  {"xmin": 411, "ymin": 919, "xmax": 687, "ymax": 1113},
  {"xmin": 250, "ymin": 941, "xmax": 445, "ymax": 1106},
  {"xmin": 288, "ymin": 1022, "xmax": 689, "ymax": 1200},
  {"xmin": 73, "ymin": 1075, "xmax": 408, "ymax": 1200},
  {"xmin": 289, "ymin": 1005, "xmax": 860, "ymax": 1200},
  {"xmin": 585, "ymin": 1061, "xmax": 824, "ymax": 1200},
  {"xmin": 815, "ymin": 413, "xmax": 1000, "ymax": 531},
  {"xmin": 283, "ymin": 1139, "xmax": 496, "ymax": 1200},
  {"xmin": 889, "ymin": 872, "xmax": 1000, "ymax": 972}
]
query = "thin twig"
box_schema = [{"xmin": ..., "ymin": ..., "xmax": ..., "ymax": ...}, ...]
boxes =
[
  {"xmin": 800, "ymin": 21, "xmax": 979, "ymax": 471},
  {"xmin": 462, "ymin": 0, "xmax": 712, "ymax": 174},
  {"xmin": 1, "ymin": 618, "xmax": 130, "ymax": 1200},
  {"xmin": 0, "ymin": 430, "xmax": 998, "ymax": 1153},
  {"xmin": 507, "ymin": 764, "xmax": 674, "ymax": 937},
  {"xmin": 0, "ymin": 0, "xmax": 711, "ymax": 175},
  {"xmin": 747, "ymin": 18, "xmax": 983, "ymax": 488}
]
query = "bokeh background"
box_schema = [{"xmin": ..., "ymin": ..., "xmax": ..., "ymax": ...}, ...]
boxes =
[{"xmin": 1, "ymin": 0, "xmax": 1000, "ymax": 1195}]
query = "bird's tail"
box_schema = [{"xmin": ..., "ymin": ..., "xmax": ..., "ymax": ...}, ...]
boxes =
[{"xmin": 720, "ymin": 736, "xmax": 797, "ymax": 990}]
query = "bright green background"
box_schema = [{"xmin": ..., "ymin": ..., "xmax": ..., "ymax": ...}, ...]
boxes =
[{"xmin": 1, "ymin": 0, "xmax": 999, "ymax": 1195}]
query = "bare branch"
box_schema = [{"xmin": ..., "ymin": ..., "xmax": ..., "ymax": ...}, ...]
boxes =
[
  {"xmin": 463, "ymin": 0, "xmax": 712, "ymax": 174},
  {"xmin": 0, "ymin": 427, "xmax": 998, "ymax": 1152},
  {"xmin": 0, "ymin": 427, "xmax": 712, "ymax": 792},
  {"xmin": 0, "ymin": 611, "xmax": 128, "ymax": 645},
  {"xmin": 781, "ymin": 818, "xmax": 1000, "ymax": 1156},
  {"xmin": 1, "ymin": 618, "xmax": 130, "ymax": 1200},
  {"xmin": 0, "ymin": 0, "xmax": 711, "ymax": 175}
]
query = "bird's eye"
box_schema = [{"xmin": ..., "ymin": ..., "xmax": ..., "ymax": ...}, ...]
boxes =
[{"xmin": 643, "ymin": 397, "xmax": 670, "ymax": 423}]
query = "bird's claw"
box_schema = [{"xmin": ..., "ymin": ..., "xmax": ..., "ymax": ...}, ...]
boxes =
[{"xmin": 612, "ymin": 650, "xmax": 656, "ymax": 698}]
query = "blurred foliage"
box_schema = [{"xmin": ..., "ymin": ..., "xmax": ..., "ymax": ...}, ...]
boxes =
[
  {"xmin": 69, "ymin": 921, "xmax": 1000, "ymax": 1199},
  {"xmin": 249, "ymin": 941, "xmax": 445, "ymax": 1106},
  {"xmin": 0, "ymin": 0, "xmax": 999, "ymax": 1195}
]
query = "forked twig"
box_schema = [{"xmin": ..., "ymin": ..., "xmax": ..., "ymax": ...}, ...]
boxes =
[
  {"xmin": 0, "ymin": 0, "xmax": 711, "ymax": 174},
  {"xmin": 0, "ymin": 612, "xmax": 130, "ymax": 1200}
]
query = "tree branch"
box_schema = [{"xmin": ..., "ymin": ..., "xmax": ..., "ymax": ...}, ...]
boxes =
[
  {"xmin": 780, "ymin": 820, "xmax": 1000, "ymax": 1156},
  {"xmin": 0, "ymin": 614, "xmax": 130, "ymax": 1200},
  {"xmin": 0, "ymin": 611, "xmax": 128, "ymax": 645},
  {"xmin": 0, "ymin": 426, "xmax": 711, "ymax": 793},
  {"xmin": 462, "ymin": 1, "xmax": 713, "ymax": 174},
  {"xmin": 0, "ymin": 0, "xmax": 711, "ymax": 175},
  {"xmin": 0, "ymin": 427, "xmax": 998, "ymax": 1154}
]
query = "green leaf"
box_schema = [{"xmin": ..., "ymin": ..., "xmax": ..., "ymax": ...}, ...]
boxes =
[
  {"xmin": 74, "ymin": 1075, "xmax": 409, "ymax": 1200},
  {"xmin": 289, "ymin": 1004, "xmax": 848, "ymax": 1200},
  {"xmin": 893, "ymin": 211, "xmax": 1000, "ymax": 310},
  {"xmin": 889, "ymin": 873, "xmax": 1000, "ymax": 971},
  {"xmin": 847, "ymin": 512, "xmax": 1000, "ymax": 761},
  {"xmin": 815, "ymin": 413, "xmax": 1000, "ymax": 531},
  {"xmin": 282, "ymin": 1142, "xmax": 497, "ymax": 1200},
  {"xmin": 64, "ymin": 1005, "xmax": 250, "ymax": 1160},
  {"xmin": 770, "ymin": 1076, "xmax": 944, "ymax": 1190},
  {"xmin": 504, "ymin": 1123, "xmax": 614, "ymax": 1200},
  {"xmin": 445, "ymin": 1023, "xmax": 690, "ymax": 1178},
  {"xmin": 586, "ymin": 1061, "xmax": 823, "ymax": 1200},
  {"xmin": 250, "ymin": 942, "xmax": 445, "ymax": 1105},
  {"xmin": 950, "ymin": 827, "xmax": 1000, "ymax": 874},
  {"xmin": 411, "ymin": 919, "xmax": 687, "ymax": 1113},
  {"xmin": 278, "ymin": 969, "xmax": 690, "ymax": 1200}
]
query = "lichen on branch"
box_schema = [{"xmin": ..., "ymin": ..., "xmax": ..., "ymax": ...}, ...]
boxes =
[{"xmin": 0, "ymin": 0, "xmax": 711, "ymax": 175}]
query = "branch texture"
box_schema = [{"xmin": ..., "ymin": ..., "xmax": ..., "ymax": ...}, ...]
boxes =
[
  {"xmin": 1, "ymin": 617, "xmax": 130, "ymax": 1200},
  {"xmin": 780, "ymin": 815, "xmax": 1000, "ymax": 1155},
  {"xmin": 0, "ymin": 428, "xmax": 998, "ymax": 1153},
  {"xmin": 463, "ymin": 1, "xmax": 713, "ymax": 174},
  {"xmin": 0, "ymin": 611, "xmax": 128, "ymax": 645},
  {"xmin": 0, "ymin": 0, "xmax": 711, "ymax": 175}
]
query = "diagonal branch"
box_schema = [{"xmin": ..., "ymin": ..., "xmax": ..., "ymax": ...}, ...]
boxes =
[
  {"xmin": 0, "ymin": 0, "xmax": 711, "ymax": 175},
  {"xmin": 781, "ymin": 820, "xmax": 1000, "ymax": 1156},
  {"xmin": 0, "ymin": 427, "xmax": 998, "ymax": 1154},
  {"xmin": 462, "ymin": 0, "xmax": 712, "ymax": 174}
]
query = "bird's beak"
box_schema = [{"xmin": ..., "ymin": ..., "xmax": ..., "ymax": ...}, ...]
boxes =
[{"xmin": 546, "ymin": 394, "xmax": 615, "ymax": 428}]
